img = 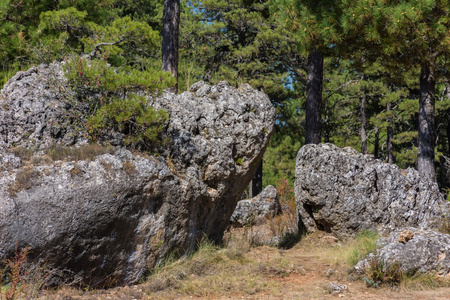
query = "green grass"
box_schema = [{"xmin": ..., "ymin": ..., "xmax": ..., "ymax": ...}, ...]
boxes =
[{"xmin": 348, "ymin": 230, "xmax": 379, "ymax": 266}]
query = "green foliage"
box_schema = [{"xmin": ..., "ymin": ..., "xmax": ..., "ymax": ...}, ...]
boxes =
[
  {"xmin": 272, "ymin": 0, "xmax": 344, "ymax": 53},
  {"xmin": 64, "ymin": 55, "xmax": 172, "ymax": 102},
  {"xmin": 263, "ymin": 136, "xmax": 300, "ymax": 188},
  {"xmin": 62, "ymin": 53, "xmax": 173, "ymax": 151},
  {"xmin": 87, "ymin": 94, "xmax": 169, "ymax": 150},
  {"xmin": 0, "ymin": 0, "xmax": 118, "ymax": 85}
]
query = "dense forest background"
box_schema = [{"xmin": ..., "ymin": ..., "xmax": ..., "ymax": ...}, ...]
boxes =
[{"xmin": 1, "ymin": 0, "xmax": 449, "ymax": 194}]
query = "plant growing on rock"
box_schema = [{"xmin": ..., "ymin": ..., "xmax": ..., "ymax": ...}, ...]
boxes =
[
  {"xmin": 35, "ymin": 6, "xmax": 175, "ymax": 152},
  {"xmin": 1, "ymin": 247, "xmax": 30, "ymax": 300},
  {"xmin": 364, "ymin": 257, "xmax": 402, "ymax": 288},
  {"xmin": 86, "ymin": 94, "xmax": 169, "ymax": 150}
]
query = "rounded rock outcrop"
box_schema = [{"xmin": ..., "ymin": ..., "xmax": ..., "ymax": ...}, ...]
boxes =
[
  {"xmin": 0, "ymin": 65, "xmax": 275, "ymax": 287},
  {"xmin": 295, "ymin": 143, "xmax": 447, "ymax": 239}
]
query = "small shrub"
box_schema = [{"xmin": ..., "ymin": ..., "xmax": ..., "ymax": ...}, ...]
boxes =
[
  {"xmin": 365, "ymin": 257, "xmax": 402, "ymax": 288},
  {"xmin": 62, "ymin": 54, "xmax": 172, "ymax": 153},
  {"xmin": 87, "ymin": 94, "xmax": 169, "ymax": 151},
  {"xmin": 1, "ymin": 246, "xmax": 30, "ymax": 300}
]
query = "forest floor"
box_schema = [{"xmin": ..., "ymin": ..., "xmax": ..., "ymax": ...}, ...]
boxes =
[{"xmin": 39, "ymin": 223, "xmax": 450, "ymax": 300}]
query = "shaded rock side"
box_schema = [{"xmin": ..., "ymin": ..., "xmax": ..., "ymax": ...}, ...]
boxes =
[
  {"xmin": 295, "ymin": 143, "xmax": 447, "ymax": 239},
  {"xmin": 230, "ymin": 185, "xmax": 280, "ymax": 226},
  {"xmin": 355, "ymin": 228, "xmax": 450, "ymax": 277},
  {"xmin": 0, "ymin": 66, "xmax": 275, "ymax": 287}
]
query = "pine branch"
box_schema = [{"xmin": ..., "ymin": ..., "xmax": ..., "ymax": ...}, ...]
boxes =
[{"xmin": 88, "ymin": 38, "xmax": 127, "ymax": 58}]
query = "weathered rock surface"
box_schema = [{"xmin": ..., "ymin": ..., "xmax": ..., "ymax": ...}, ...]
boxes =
[
  {"xmin": 230, "ymin": 185, "xmax": 280, "ymax": 226},
  {"xmin": 355, "ymin": 228, "xmax": 450, "ymax": 277},
  {"xmin": 295, "ymin": 143, "xmax": 447, "ymax": 239},
  {"xmin": 0, "ymin": 66, "xmax": 275, "ymax": 287},
  {"xmin": 0, "ymin": 63, "xmax": 81, "ymax": 150}
]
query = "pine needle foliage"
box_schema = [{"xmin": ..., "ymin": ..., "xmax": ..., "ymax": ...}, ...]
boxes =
[{"xmin": 87, "ymin": 94, "xmax": 169, "ymax": 150}]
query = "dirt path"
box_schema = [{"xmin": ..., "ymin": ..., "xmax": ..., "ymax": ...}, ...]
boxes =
[{"xmin": 41, "ymin": 229, "xmax": 450, "ymax": 300}]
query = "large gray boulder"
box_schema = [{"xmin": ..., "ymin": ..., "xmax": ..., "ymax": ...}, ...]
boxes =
[
  {"xmin": 230, "ymin": 185, "xmax": 280, "ymax": 226},
  {"xmin": 0, "ymin": 65, "xmax": 275, "ymax": 287},
  {"xmin": 295, "ymin": 143, "xmax": 447, "ymax": 239},
  {"xmin": 355, "ymin": 228, "xmax": 450, "ymax": 277}
]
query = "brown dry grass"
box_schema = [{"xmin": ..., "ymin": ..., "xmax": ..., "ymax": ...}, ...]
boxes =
[{"xmin": 45, "ymin": 144, "xmax": 113, "ymax": 162}]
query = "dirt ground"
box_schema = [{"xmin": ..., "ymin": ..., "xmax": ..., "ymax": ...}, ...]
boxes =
[{"xmin": 39, "ymin": 226, "xmax": 450, "ymax": 300}]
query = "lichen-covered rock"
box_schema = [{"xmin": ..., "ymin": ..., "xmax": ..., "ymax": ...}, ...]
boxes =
[
  {"xmin": 295, "ymin": 143, "xmax": 447, "ymax": 239},
  {"xmin": 355, "ymin": 228, "xmax": 450, "ymax": 277},
  {"xmin": 230, "ymin": 185, "xmax": 280, "ymax": 226},
  {"xmin": 0, "ymin": 66, "xmax": 275, "ymax": 287}
]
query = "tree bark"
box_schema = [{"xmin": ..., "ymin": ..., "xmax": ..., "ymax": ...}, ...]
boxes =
[
  {"xmin": 162, "ymin": 0, "xmax": 180, "ymax": 94},
  {"xmin": 249, "ymin": 160, "xmax": 263, "ymax": 198},
  {"xmin": 305, "ymin": 47, "xmax": 323, "ymax": 144},
  {"xmin": 374, "ymin": 127, "xmax": 379, "ymax": 159},
  {"xmin": 360, "ymin": 93, "xmax": 367, "ymax": 154},
  {"xmin": 386, "ymin": 102, "xmax": 394, "ymax": 164},
  {"xmin": 417, "ymin": 63, "xmax": 436, "ymax": 181},
  {"xmin": 446, "ymin": 85, "xmax": 450, "ymax": 154}
]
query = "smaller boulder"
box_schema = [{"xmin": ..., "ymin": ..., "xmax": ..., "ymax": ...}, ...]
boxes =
[
  {"xmin": 326, "ymin": 282, "xmax": 347, "ymax": 294},
  {"xmin": 230, "ymin": 185, "xmax": 280, "ymax": 226},
  {"xmin": 355, "ymin": 228, "xmax": 450, "ymax": 277}
]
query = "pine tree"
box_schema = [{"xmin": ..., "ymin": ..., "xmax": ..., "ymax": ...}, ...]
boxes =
[
  {"xmin": 342, "ymin": 0, "xmax": 450, "ymax": 180},
  {"xmin": 181, "ymin": 0, "xmax": 303, "ymax": 195},
  {"xmin": 273, "ymin": 0, "xmax": 346, "ymax": 144}
]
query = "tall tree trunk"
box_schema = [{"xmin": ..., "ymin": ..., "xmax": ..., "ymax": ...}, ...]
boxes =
[
  {"xmin": 162, "ymin": 0, "xmax": 180, "ymax": 94},
  {"xmin": 249, "ymin": 160, "xmax": 263, "ymax": 198},
  {"xmin": 305, "ymin": 47, "xmax": 323, "ymax": 144},
  {"xmin": 446, "ymin": 85, "xmax": 450, "ymax": 154},
  {"xmin": 446, "ymin": 111, "xmax": 450, "ymax": 154},
  {"xmin": 374, "ymin": 127, "xmax": 379, "ymax": 159},
  {"xmin": 417, "ymin": 63, "xmax": 436, "ymax": 180},
  {"xmin": 360, "ymin": 93, "xmax": 367, "ymax": 154},
  {"xmin": 386, "ymin": 102, "xmax": 394, "ymax": 164}
]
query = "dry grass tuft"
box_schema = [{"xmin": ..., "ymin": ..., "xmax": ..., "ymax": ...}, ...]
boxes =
[
  {"xmin": 10, "ymin": 147, "xmax": 34, "ymax": 161},
  {"xmin": 299, "ymin": 230, "xmax": 379, "ymax": 267},
  {"xmin": 45, "ymin": 144, "xmax": 113, "ymax": 162},
  {"xmin": 400, "ymin": 273, "xmax": 450, "ymax": 291},
  {"xmin": 31, "ymin": 155, "xmax": 53, "ymax": 166},
  {"xmin": 122, "ymin": 161, "xmax": 136, "ymax": 175},
  {"xmin": 8, "ymin": 166, "xmax": 42, "ymax": 197},
  {"xmin": 142, "ymin": 239, "xmax": 279, "ymax": 299}
]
